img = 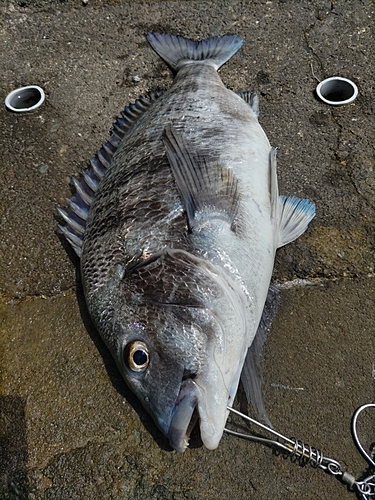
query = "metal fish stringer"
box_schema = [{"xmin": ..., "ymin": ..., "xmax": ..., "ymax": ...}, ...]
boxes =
[{"xmin": 225, "ymin": 403, "xmax": 375, "ymax": 499}]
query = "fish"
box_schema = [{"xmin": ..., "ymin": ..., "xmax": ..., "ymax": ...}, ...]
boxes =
[{"xmin": 57, "ymin": 33, "xmax": 315, "ymax": 453}]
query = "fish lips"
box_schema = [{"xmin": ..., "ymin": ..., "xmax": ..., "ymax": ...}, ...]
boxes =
[
  {"xmin": 168, "ymin": 378, "xmax": 200, "ymax": 452},
  {"xmin": 168, "ymin": 377, "xmax": 227, "ymax": 452}
]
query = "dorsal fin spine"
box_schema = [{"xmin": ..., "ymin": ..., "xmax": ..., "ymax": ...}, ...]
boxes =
[
  {"xmin": 72, "ymin": 176, "xmax": 93, "ymax": 205},
  {"xmin": 68, "ymin": 199, "xmax": 89, "ymax": 220},
  {"xmin": 57, "ymin": 91, "xmax": 165, "ymax": 255},
  {"xmin": 90, "ymin": 158, "xmax": 106, "ymax": 178},
  {"xmin": 81, "ymin": 169, "xmax": 99, "ymax": 192}
]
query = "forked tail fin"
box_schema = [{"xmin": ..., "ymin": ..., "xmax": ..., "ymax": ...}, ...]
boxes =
[{"xmin": 146, "ymin": 32, "xmax": 244, "ymax": 71}]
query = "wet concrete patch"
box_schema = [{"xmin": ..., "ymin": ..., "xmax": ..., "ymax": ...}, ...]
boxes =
[
  {"xmin": 0, "ymin": 280, "xmax": 373, "ymax": 499},
  {"xmin": 0, "ymin": 396, "xmax": 29, "ymax": 498}
]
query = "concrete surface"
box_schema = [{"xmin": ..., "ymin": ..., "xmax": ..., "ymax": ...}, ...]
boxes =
[{"xmin": 0, "ymin": 0, "xmax": 374, "ymax": 498}]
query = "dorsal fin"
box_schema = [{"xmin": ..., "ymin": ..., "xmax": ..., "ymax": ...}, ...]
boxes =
[
  {"xmin": 57, "ymin": 90, "xmax": 165, "ymax": 256},
  {"xmin": 237, "ymin": 91, "xmax": 259, "ymax": 117},
  {"xmin": 162, "ymin": 125, "xmax": 240, "ymax": 232}
]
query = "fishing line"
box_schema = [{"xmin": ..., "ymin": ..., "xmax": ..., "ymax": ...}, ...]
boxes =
[{"xmin": 225, "ymin": 403, "xmax": 375, "ymax": 499}]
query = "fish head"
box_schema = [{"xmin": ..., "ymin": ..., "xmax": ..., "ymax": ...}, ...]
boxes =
[
  {"xmin": 86, "ymin": 249, "xmax": 250, "ymax": 452},
  {"xmin": 116, "ymin": 304, "xmax": 227, "ymax": 452}
]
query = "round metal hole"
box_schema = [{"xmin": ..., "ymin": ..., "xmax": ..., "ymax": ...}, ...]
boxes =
[
  {"xmin": 316, "ymin": 77, "xmax": 358, "ymax": 106},
  {"xmin": 5, "ymin": 85, "xmax": 45, "ymax": 113}
]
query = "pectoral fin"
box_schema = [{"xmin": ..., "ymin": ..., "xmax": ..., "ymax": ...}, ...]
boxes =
[
  {"xmin": 277, "ymin": 195, "xmax": 315, "ymax": 248},
  {"xmin": 269, "ymin": 148, "xmax": 315, "ymax": 247},
  {"xmin": 163, "ymin": 125, "xmax": 240, "ymax": 232}
]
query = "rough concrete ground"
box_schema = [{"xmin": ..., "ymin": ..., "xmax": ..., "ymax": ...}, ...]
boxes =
[{"xmin": 0, "ymin": 0, "xmax": 374, "ymax": 498}]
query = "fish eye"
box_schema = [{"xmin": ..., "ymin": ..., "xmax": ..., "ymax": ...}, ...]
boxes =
[{"xmin": 125, "ymin": 340, "xmax": 150, "ymax": 372}]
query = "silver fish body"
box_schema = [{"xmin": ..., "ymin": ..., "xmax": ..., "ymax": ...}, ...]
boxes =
[{"xmin": 58, "ymin": 33, "xmax": 315, "ymax": 452}]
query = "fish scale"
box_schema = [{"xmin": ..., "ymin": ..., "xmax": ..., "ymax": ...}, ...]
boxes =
[{"xmin": 58, "ymin": 32, "xmax": 315, "ymax": 452}]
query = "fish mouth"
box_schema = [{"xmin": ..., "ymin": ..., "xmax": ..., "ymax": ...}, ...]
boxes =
[
  {"xmin": 168, "ymin": 378, "xmax": 200, "ymax": 452},
  {"xmin": 168, "ymin": 377, "xmax": 228, "ymax": 452}
]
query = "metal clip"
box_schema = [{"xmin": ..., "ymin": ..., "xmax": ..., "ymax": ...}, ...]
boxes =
[
  {"xmin": 225, "ymin": 403, "xmax": 375, "ymax": 498},
  {"xmin": 351, "ymin": 403, "xmax": 375, "ymax": 500}
]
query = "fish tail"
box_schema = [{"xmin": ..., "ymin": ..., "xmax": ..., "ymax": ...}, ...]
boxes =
[{"xmin": 146, "ymin": 33, "xmax": 244, "ymax": 71}]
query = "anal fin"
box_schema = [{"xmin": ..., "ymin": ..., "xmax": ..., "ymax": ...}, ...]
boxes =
[{"xmin": 241, "ymin": 284, "xmax": 280, "ymax": 427}]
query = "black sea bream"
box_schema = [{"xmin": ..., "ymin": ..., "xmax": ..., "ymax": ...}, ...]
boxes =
[{"xmin": 58, "ymin": 33, "xmax": 315, "ymax": 452}]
